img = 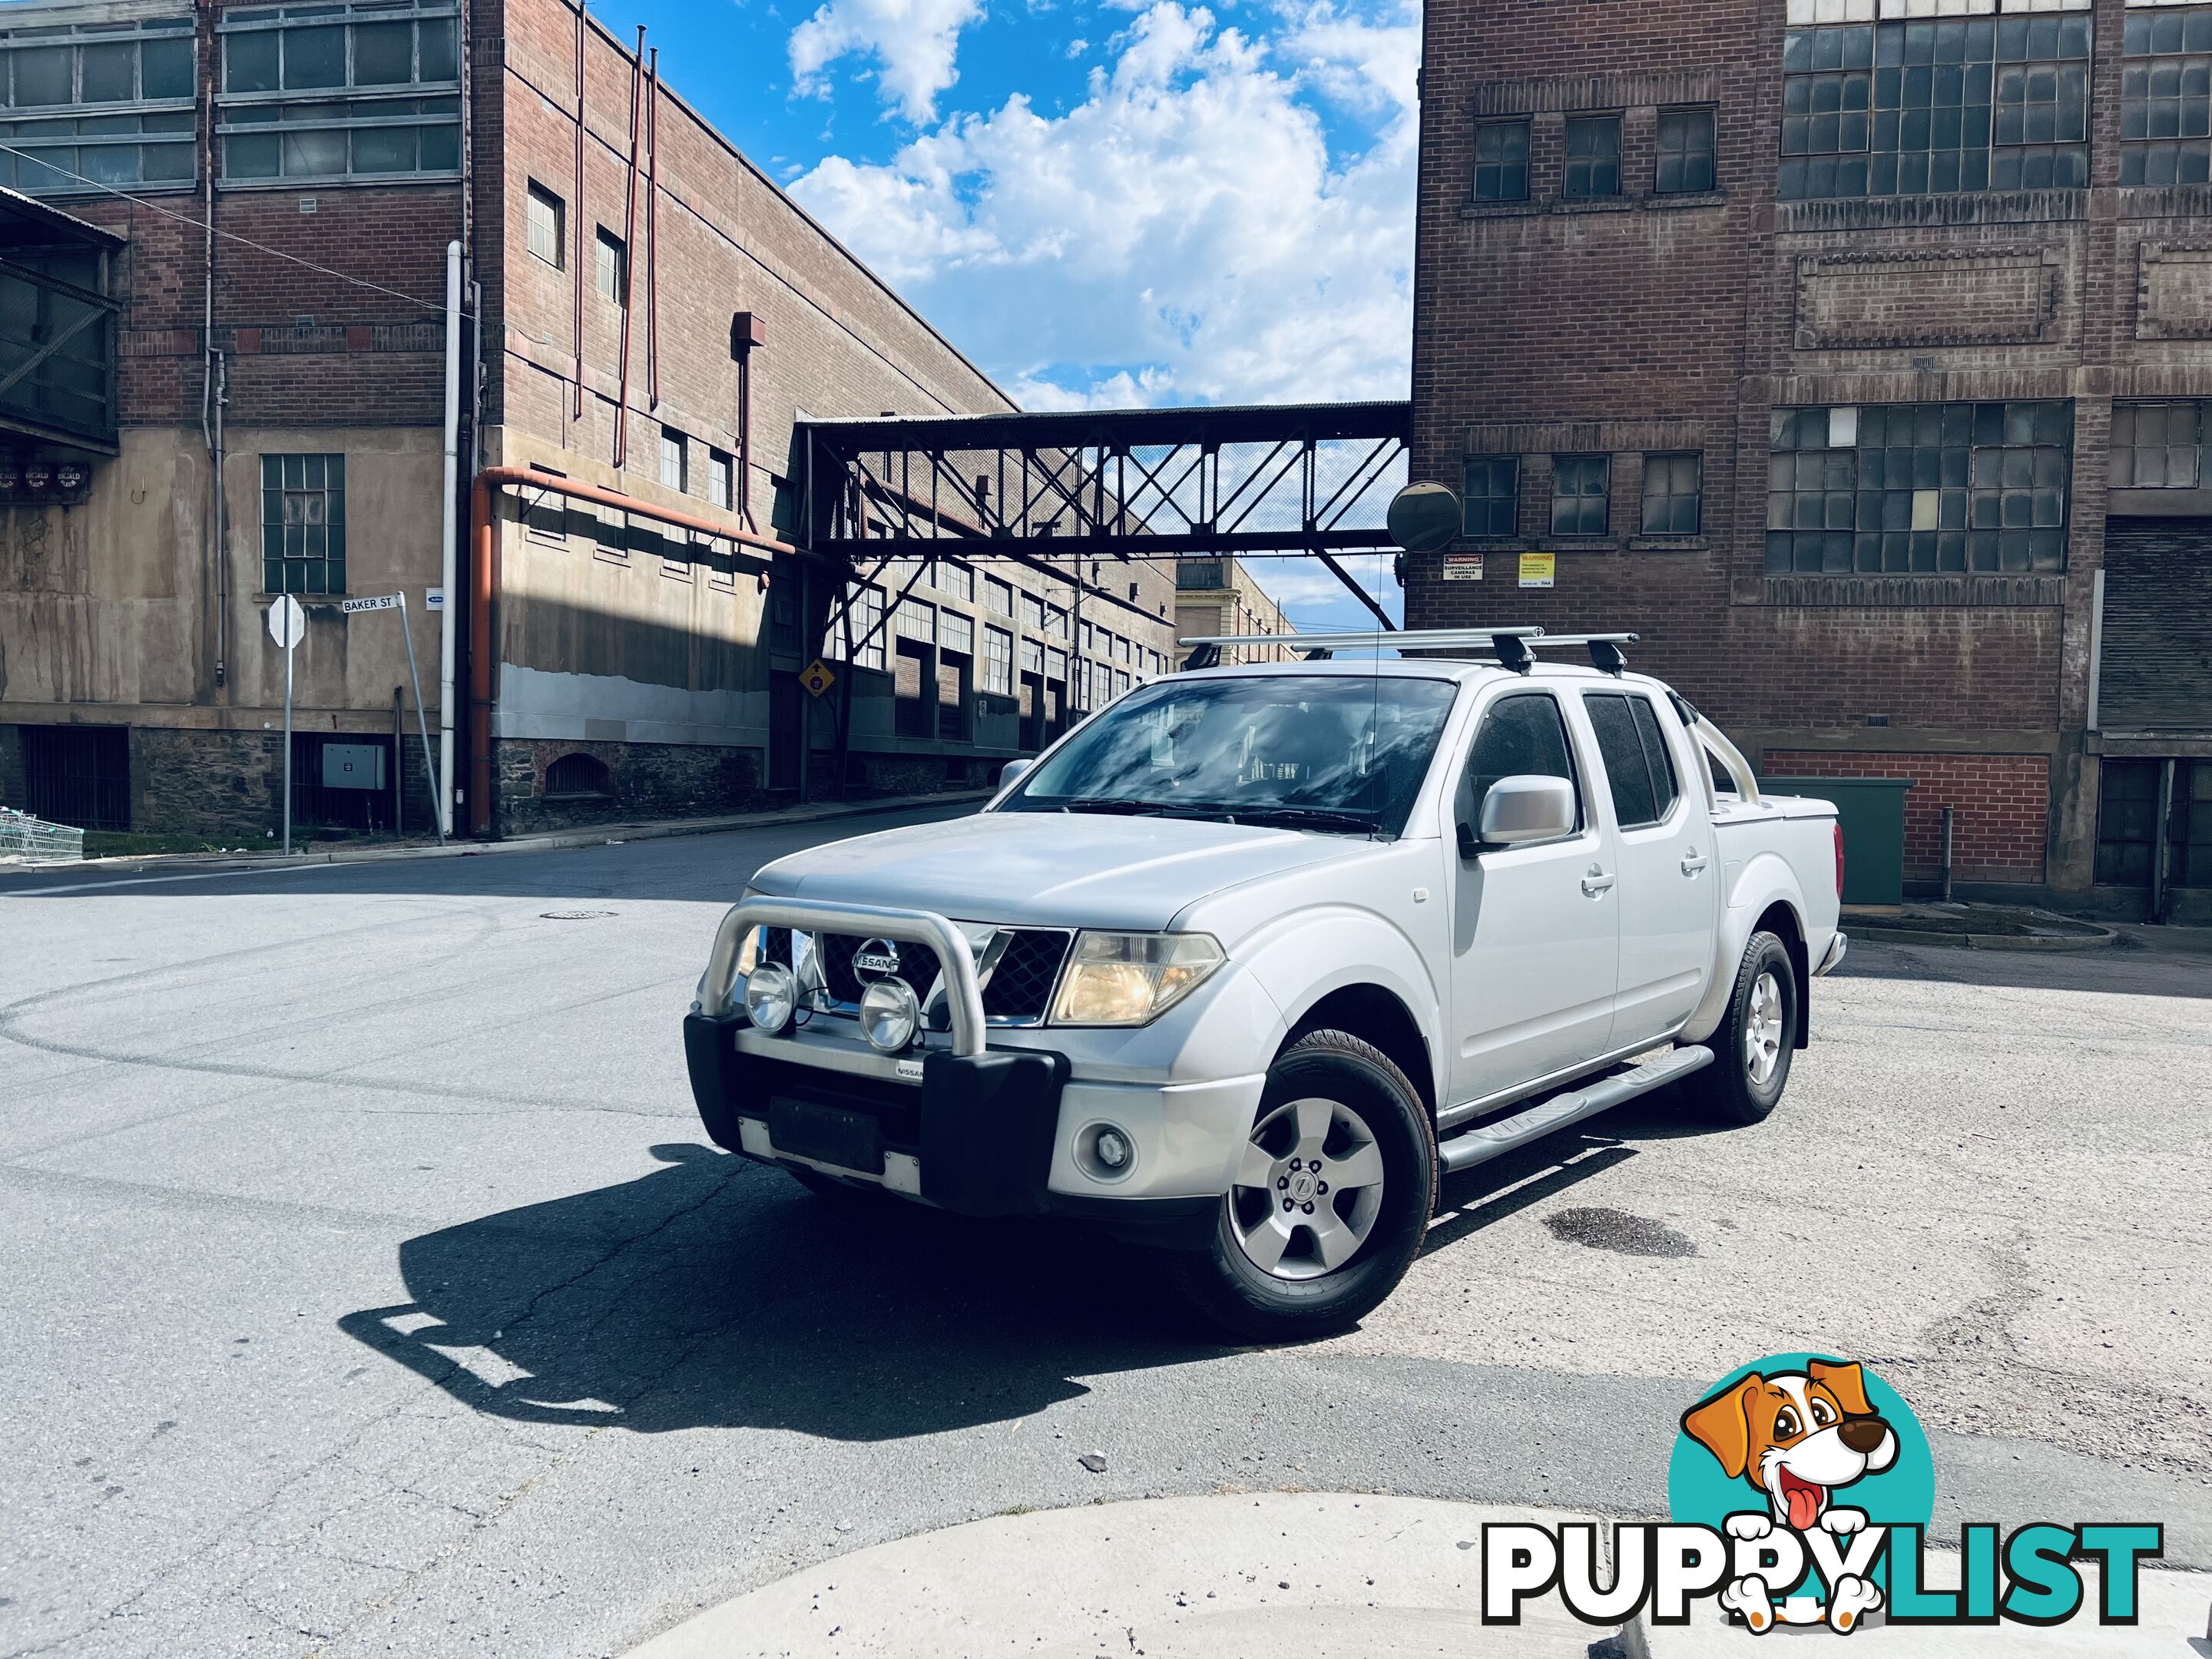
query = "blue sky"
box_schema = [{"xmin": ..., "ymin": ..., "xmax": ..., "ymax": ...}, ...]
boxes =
[{"xmin": 589, "ymin": 0, "xmax": 1414, "ymax": 631}]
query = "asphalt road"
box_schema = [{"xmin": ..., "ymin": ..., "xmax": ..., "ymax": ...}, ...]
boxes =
[{"xmin": 4, "ymin": 810, "xmax": 2209, "ymax": 1658}]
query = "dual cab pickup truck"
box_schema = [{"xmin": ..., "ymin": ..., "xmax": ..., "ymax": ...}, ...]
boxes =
[{"xmin": 684, "ymin": 641, "xmax": 1845, "ymax": 1339}]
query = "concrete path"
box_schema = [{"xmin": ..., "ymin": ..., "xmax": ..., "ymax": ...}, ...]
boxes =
[{"xmin": 624, "ymin": 1493, "xmax": 1608, "ymax": 1658}]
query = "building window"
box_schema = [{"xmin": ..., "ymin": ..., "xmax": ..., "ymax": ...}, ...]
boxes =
[
  {"xmin": 595, "ymin": 228, "xmax": 627, "ymax": 305},
  {"xmin": 939, "ymin": 608, "xmax": 972, "ymax": 657},
  {"xmin": 1564, "ymin": 114, "xmax": 1622, "ymax": 198},
  {"xmin": 895, "ymin": 597, "xmax": 934, "ymax": 641},
  {"xmin": 1551, "ymin": 455, "xmax": 1611, "ymax": 536},
  {"xmin": 2113, "ymin": 401, "xmax": 2209, "ymax": 487},
  {"xmin": 218, "ymin": 2, "xmax": 460, "ymax": 184},
  {"xmin": 1019, "ymin": 591, "xmax": 1044, "ymax": 631},
  {"xmin": 0, "ymin": 14, "xmax": 197, "ymax": 194},
  {"xmin": 983, "ymin": 624, "xmax": 1013, "ymax": 694},
  {"xmin": 706, "ymin": 448, "xmax": 733, "ymax": 509},
  {"xmin": 1462, "ymin": 456, "xmax": 1520, "ymax": 538},
  {"xmin": 1641, "ymin": 453, "xmax": 1703, "ymax": 534},
  {"xmin": 527, "ymin": 181, "xmax": 564, "ymax": 267},
  {"xmin": 1779, "ymin": 15, "xmax": 2090, "ymax": 200},
  {"xmin": 937, "ymin": 558, "xmax": 973, "ymax": 601},
  {"xmin": 833, "ymin": 584, "xmax": 885, "ymax": 670},
  {"xmin": 1654, "ymin": 107, "xmax": 1717, "ymax": 194},
  {"xmin": 1765, "ymin": 400, "xmax": 2071, "ymax": 575},
  {"xmin": 659, "ymin": 427, "xmax": 685, "ymax": 493},
  {"xmin": 985, "ymin": 573, "xmax": 1014, "ymax": 615},
  {"xmin": 1019, "ymin": 635, "xmax": 1044, "ymax": 676},
  {"xmin": 1473, "ymin": 118, "xmax": 1529, "ymax": 201},
  {"xmin": 1044, "ymin": 602, "xmax": 1068, "ymax": 639},
  {"xmin": 2122, "ymin": 8, "xmax": 2212, "ymax": 185},
  {"xmin": 545, "ymin": 752, "xmax": 611, "ymax": 797},
  {"xmin": 1045, "ymin": 647, "xmax": 1068, "ymax": 682},
  {"xmin": 261, "ymin": 452, "xmax": 346, "ymax": 594}
]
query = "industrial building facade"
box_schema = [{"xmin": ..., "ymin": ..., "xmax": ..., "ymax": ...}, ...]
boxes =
[
  {"xmin": 1409, "ymin": 0, "xmax": 2212, "ymax": 919},
  {"xmin": 0, "ymin": 0, "xmax": 1176, "ymax": 843}
]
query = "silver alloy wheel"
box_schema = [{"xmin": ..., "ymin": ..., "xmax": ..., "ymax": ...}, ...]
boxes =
[
  {"xmin": 1745, "ymin": 969, "xmax": 1785, "ymax": 1087},
  {"xmin": 1228, "ymin": 1095, "xmax": 1386, "ymax": 1282}
]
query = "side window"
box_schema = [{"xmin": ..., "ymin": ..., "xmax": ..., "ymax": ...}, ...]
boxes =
[
  {"xmin": 1631, "ymin": 697, "xmax": 1681, "ymax": 818},
  {"xmin": 1464, "ymin": 694, "xmax": 1582, "ymax": 831},
  {"xmin": 1584, "ymin": 693, "xmax": 1682, "ymax": 828}
]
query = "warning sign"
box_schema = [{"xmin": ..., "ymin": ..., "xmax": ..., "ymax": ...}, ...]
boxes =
[
  {"xmin": 800, "ymin": 658, "xmax": 837, "ymax": 698},
  {"xmin": 1518, "ymin": 552, "xmax": 1555, "ymax": 589},
  {"xmin": 1441, "ymin": 553, "xmax": 1485, "ymax": 582}
]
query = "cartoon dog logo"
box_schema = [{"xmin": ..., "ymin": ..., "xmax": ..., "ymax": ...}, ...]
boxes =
[{"xmin": 1681, "ymin": 1358, "xmax": 1900, "ymax": 1632}]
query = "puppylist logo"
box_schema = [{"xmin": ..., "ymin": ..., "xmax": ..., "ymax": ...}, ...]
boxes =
[{"xmin": 1482, "ymin": 1353, "xmax": 2164, "ymax": 1635}]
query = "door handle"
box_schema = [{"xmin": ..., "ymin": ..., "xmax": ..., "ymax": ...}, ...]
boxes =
[
  {"xmin": 1681, "ymin": 849, "xmax": 1710, "ymax": 876},
  {"xmin": 1581, "ymin": 866, "xmax": 1616, "ymax": 897}
]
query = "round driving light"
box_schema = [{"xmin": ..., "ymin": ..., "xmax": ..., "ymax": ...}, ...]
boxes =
[
  {"xmin": 1094, "ymin": 1127, "xmax": 1133, "ymax": 1171},
  {"xmin": 858, "ymin": 977, "xmax": 920, "ymax": 1052},
  {"xmin": 743, "ymin": 960, "xmax": 797, "ymax": 1032}
]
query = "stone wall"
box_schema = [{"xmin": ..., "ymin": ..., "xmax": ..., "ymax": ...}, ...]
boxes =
[{"xmin": 495, "ymin": 737, "xmax": 768, "ymax": 834}]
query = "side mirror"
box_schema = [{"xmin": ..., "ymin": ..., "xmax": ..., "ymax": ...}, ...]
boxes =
[
  {"xmin": 998, "ymin": 757, "xmax": 1035, "ymax": 790},
  {"xmin": 1478, "ymin": 775, "xmax": 1577, "ymax": 846}
]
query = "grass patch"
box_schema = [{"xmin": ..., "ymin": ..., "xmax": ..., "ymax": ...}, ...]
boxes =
[{"xmin": 82, "ymin": 831, "xmax": 255, "ymax": 858}]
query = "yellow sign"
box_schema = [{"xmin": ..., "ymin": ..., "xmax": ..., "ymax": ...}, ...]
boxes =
[
  {"xmin": 800, "ymin": 658, "xmax": 837, "ymax": 697},
  {"xmin": 1518, "ymin": 552, "xmax": 1556, "ymax": 589}
]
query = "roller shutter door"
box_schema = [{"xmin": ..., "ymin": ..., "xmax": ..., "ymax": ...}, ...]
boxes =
[{"xmin": 2101, "ymin": 518, "xmax": 2212, "ymax": 731}]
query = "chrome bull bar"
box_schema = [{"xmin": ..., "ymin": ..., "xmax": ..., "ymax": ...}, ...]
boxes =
[{"xmin": 700, "ymin": 896, "xmax": 988, "ymax": 1058}]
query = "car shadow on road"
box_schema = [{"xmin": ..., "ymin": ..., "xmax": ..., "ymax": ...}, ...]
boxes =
[{"xmin": 339, "ymin": 1142, "xmax": 1229, "ymax": 1442}]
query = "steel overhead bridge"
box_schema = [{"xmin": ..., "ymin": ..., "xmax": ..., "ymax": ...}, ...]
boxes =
[{"xmin": 801, "ymin": 399, "xmax": 1411, "ymax": 626}]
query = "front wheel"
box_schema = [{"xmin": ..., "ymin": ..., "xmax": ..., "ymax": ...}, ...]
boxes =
[
  {"xmin": 1167, "ymin": 1029, "xmax": 1435, "ymax": 1343},
  {"xmin": 1685, "ymin": 929, "xmax": 1797, "ymax": 1126}
]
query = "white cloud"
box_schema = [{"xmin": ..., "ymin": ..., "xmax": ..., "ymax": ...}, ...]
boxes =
[
  {"xmin": 788, "ymin": 0, "xmax": 985, "ymax": 122},
  {"xmin": 790, "ymin": 0, "xmax": 1417, "ymax": 407}
]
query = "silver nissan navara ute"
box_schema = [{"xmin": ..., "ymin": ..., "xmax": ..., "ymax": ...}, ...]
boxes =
[{"xmin": 684, "ymin": 629, "xmax": 1845, "ymax": 1340}]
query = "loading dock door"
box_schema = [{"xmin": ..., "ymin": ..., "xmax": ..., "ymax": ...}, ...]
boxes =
[{"xmin": 2101, "ymin": 519, "xmax": 2212, "ymax": 732}]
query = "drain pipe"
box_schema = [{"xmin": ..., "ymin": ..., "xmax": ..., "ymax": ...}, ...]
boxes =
[
  {"xmin": 439, "ymin": 239, "xmax": 462, "ymax": 837},
  {"xmin": 1939, "ymin": 805, "xmax": 1954, "ymax": 903}
]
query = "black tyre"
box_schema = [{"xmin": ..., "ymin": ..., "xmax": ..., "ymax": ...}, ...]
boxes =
[
  {"xmin": 1685, "ymin": 929, "xmax": 1797, "ymax": 1126},
  {"xmin": 1167, "ymin": 1029, "xmax": 1436, "ymax": 1343}
]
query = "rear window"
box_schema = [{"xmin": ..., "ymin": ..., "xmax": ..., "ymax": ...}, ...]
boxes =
[{"xmin": 1583, "ymin": 693, "xmax": 1680, "ymax": 830}]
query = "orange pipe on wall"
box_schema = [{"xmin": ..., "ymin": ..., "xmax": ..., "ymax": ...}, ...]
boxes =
[{"xmin": 465, "ymin": 465, "xmax": 800, "ymax": 837}]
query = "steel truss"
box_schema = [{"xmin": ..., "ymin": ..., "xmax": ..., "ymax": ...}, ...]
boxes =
[{"xmin": 803, "ymin": 401, "xmax": 1409, "ymax": 624}]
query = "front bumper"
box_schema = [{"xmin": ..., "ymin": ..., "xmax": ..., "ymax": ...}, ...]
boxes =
[{"xmin": 684, "ymin": 1010, "xmax": 1222, "ymax": 1246}]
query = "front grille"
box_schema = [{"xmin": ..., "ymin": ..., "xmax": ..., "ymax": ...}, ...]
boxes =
[
  {"xmin": 748, "ymin": 919, "xmax": 1068, "ymax": 1024},
  {"xmin": 983, "ymin": 929, "xmax": 1072, "ymax": 1020},
  {"xmin": 819, "ymin": 932, "xmax": 942, "ymax": 1005}
]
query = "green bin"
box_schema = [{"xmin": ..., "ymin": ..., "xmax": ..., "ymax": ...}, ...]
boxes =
[{"xmin": 1757, "ymin": 775, "xmax": 1913, "ymax": 906}]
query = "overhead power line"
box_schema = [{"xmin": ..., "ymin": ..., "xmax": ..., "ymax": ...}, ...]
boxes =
[{"xmin": 0, "ymin": 147, "xmax": 478, "ymax": 321}]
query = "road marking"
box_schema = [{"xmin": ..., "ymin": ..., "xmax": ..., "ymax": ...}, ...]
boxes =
[{"xmin": 0, "ymin": 862, "xmax": 382, "ymax": 897}]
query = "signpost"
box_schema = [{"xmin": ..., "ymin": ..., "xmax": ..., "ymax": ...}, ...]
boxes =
[
  {"xmin": 267, "ymin": 595, "xmax": 306, "ymax": 855},
  {"xmin": 343, "ymin": 592, "xmax": 445, "ymax": 845},
  {"xmin": 800, "ymin": 658, "xmax": 837, "ymax": 698}
]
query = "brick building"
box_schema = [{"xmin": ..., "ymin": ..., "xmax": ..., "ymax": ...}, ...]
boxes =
[
  {"xmin": 1409, "ymin": 0, "xmax": 2212, "ymax": 919},
  {"xmin": 1174, "ymin": 555, "xmax": 1300, "ymax": 664},
  {"xmin": 0, "ymin": 0, "xmax": 1174, "ymax": 844}
]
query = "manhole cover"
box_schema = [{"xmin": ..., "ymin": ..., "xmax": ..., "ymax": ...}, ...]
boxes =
[
  {"xmin": 540, "ymin": 909, "xmax": 616, "ymax": 920},
  {"xmin": 1542, "ymin": 1206, "xmax": 1696, "ymax": 1258}
]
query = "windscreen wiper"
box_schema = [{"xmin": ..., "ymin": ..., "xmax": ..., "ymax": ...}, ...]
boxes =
[
  {"xmin": 1055, "ymin": 796, "xmax": 1174, "ymax": 815},
  {"xmin": 1194, "ymin": 804, "xmax": 1380, "ymax": 833}
]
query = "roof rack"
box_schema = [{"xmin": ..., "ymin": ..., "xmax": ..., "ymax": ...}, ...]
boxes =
[{"xmin": 1175, "ymin": 628, "xmax": 1639, "ymax": 674}]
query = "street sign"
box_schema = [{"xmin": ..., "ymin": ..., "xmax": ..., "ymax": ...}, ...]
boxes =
[
  {"xmin": 266, "ymin": 594, "xmax": 306, "ymax": 648},
  {"xmin": 1518, "ymin": 552, "xmax": 1556, "ymax": 590},
  {"xmin": 800, "ymin": 658, "xmax": 837, "ymax": 697},
  {"xmin": 341, "ymin": 594, "xmax": 401, "ymax": 614}
]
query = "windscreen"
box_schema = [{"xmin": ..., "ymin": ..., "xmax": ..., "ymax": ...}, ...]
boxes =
[{"xmin": 998, "ymin": 674, "xmax": 1462, "ymax": 837}]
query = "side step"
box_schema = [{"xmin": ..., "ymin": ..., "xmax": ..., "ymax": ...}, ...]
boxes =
[{"xmin": 1438, "ymin": 1045, "xmax": 1715, "ymax": 1174}]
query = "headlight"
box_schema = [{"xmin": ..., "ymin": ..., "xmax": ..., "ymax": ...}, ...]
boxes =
[
  {"xmin": 743, "ymin": 960, "xmax": 797, "ymax": 1032},
  {"xmin": 858, "ymin": 977, "xmax": 921, "ymax": 1052},
  {"xmin": 1049, "ymin": 932, "xmax": 1224, "ymax": 1027}
]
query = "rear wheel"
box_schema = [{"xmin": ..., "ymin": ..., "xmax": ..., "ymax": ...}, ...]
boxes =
[
  {"xmin": 1167, "ymin": 1029, "xmax": 1435, "ymax": 1343},
  {"xmin": 1685, "ymin": 930, "xmax": 1796, "ymax": 1126}
]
